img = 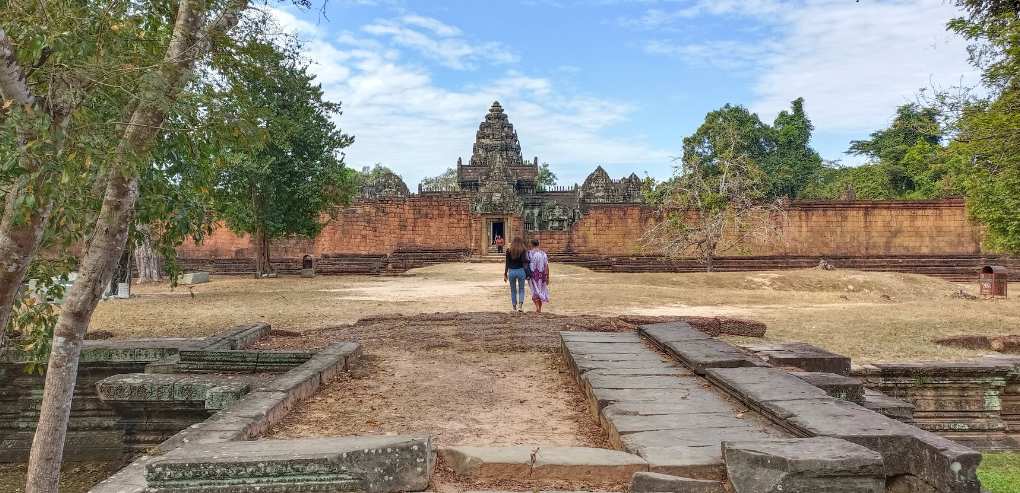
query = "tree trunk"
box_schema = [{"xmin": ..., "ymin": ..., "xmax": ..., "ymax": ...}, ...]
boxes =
[
  {"xmin": 24, "ymin": 1, "xmax": 251, "ymax": 489},
  {"xmin": 25, "ymin": 171, "xmax": 140, "ymax": 493},
  {"xmin": 254, "ymin": 226, "xmax": 273, "ymax": 277},
  {"xmin": 0, "ymin": 28, "xmax": 61, "ymax": 350},
  {"xmin": 0, "ymin": 178, "xmax": 55, "ymax": 348},
  {"xmin": 134, "ymin": 226, "xmax": 162, "ymax": 283}
]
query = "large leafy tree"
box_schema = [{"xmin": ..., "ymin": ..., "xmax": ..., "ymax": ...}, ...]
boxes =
[
  {"xmin": 944, "ymin": 0, "xmax": 1020, "ymax": 254},
  {"xmin": 644, "ymin": 111, "xmax": 784, "ymax": 271},
  {"xmin": 768, "ymin": 98, "xmax": 824, "ymax": 198},
  {"xmin": 2, "ymin": 2, "xmax": 282, "ymax": 490},
  {"xmin": 211, "ymin": 38, "xmax": 356, "ymax": 277},
  {"xmin": 682, "ymin": 100, "xmax": 824, "ymax": 200}
]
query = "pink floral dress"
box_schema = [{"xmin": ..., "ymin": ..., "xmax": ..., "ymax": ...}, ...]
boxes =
[{"xmin": 527, "ymin": 249, "xmax": 550, "ymax": 302}]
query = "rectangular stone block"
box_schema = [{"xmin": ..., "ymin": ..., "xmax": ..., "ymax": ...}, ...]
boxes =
[
  {"xmin": 148, "ymin": 435, "xmax": 433, "ymax": 493},
  {"xmin": 179, "ymin": 271, "xmax": 209, "ymax": 284},
  {"xmin": 723, "ymin": 437, "xmax": 885, "ymax": 493}
]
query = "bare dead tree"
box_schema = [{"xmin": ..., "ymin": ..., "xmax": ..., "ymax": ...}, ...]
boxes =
[{"xmin": 642, "ymin": 128, "xmax": 786, "ymax": 272}]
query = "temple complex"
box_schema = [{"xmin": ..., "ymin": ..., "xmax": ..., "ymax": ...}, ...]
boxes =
[
  {"xmin": 178, "ymin": 102, "xmax": 1015, "ymax": 277},
  {"xmin": 434, "ymin": 101, "xmax": 642, "ymax": 250}
]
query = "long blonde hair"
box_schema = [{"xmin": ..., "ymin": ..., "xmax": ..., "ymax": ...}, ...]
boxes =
[{"xmin": 508, "ymin": 236, "xmax": 527, "ymax": 259}]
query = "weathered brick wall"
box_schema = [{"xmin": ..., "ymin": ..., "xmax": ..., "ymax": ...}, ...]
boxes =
[
  {"xmin": 537, "ymin": 199, "xmax": 984, "ymax": 257},
  {"xmin": 177, "ymin": 196, "xmax": 474, "ymax": 258},
  {"xmin": 179, "ymin": 197, "xmax": 987, "ymax": 260}
]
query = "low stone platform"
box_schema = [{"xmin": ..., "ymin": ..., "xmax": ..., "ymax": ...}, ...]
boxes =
[
  {"xmin": 854, "ymin": 360, "xmax": 1017, "ymax": 450},
  {"xmin": 146, "ymin": 435, "xmax": 433, "ymax": 493},
  {"xmin": 90, "ymin": 340, "xmax": 362, "ymax": 492},
  {"xmin": 0, "ymin": 323, "xmax": 271, "ymax": 462}
]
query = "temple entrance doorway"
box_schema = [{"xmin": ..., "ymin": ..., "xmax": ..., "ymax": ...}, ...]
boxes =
[{"xmin": 488, "ymin": 219, "xmax": 505, "ymax": 253}]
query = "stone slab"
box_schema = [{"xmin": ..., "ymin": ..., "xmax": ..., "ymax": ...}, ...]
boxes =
[
  {"xmin": 531, "ymin": 447, "xmax": 648, "ymax": 481},
  {"xmin": 705, "ymin": 367, "xmax": 830, "ymax": 403},
  {"xmin": 744, "ymin": 342, "xmax": 852, "ymax": 376},
  {"xmin": 638, "ymin": 446, "xmax": 726, "ymax": 480},
  {"xmin": 179, "ymin": 271, "xmax": 210, "ymax": 284},
  {"xmin": 585, "ymin": 374, "xmax": 699, "ymax": 391},
  {"xmin": 790, "ymin": 371, "xmax": 864, "ymax": 402},
  {"xmin": 591, "ymin": 388, "xmax": 694, "ymax": 411},
  {"xmin": 149, "ymin": 435, "xmax": 433, "ymax": 493},
  {"xmin": 607, "ymin": 412, "xmax": 759, "ymax": 435},
  {"xmin": 722, "ymin": 437, "xmax": 885, "ymax": 493},
  {"xmin": 585, "ymin": 367, "xmax": 693, "ymax": 377},
  {"xmin": 563, "ymin": 341, "xmax": 651, "ymax": 354},
  {"xmin": 621, "ymin": 427, "xmax": 779, "ymax": 452},
  {"xmin": 639, "ymin": 322, "xmax": 714, "ymax": 342},
  {"xmin": 630, "ymin": 471, "xmax": 726, "ymax": 493},
  {"xmin": 560, "ymin": 331, "xmax": 642, "ymax": 343},
  {"xmin": 657, "ymin": 339, "xmax": 765, "ymax": 374},
  {"xmin": 574, "ymin": 359, "xmax": 677, "ymax": 374},
  {"xmin": 861, "ymin": 389, "xmax": 914, "ymax": 423},
  {"xmin": 767, "ymin": 397, "xmax": 982, "ymax": 493},
  {"xmin": 439, "ymin": 445, "xmax": 536, "ymax": 479}
]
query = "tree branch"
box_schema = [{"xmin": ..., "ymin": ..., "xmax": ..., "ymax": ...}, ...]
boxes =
[{"xmin": 0, "ymin": 27, "xmax": 34, "ymax": 106}]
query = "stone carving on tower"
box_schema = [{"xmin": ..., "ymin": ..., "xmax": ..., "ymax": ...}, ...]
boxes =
[{"xmin": 457, "ymin": 101, "xmax": 538, "ymax": 195}]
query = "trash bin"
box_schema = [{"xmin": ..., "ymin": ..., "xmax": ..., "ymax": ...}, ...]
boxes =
[{"xmin": 979, "ymin": 265, "xmax": 1008, "ymax": 298}]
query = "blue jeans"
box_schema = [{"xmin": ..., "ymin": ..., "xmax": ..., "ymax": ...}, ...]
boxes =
[{"xmin": 508, "ymin": 268, "xmax": 526, "ymax": 306}]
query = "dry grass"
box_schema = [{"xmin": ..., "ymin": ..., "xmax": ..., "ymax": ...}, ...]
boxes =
[{"xmin": 91, "ymin": 263, "xmax": 1020, "ymax": 363}]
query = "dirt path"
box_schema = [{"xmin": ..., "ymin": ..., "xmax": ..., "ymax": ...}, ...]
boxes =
[{"xmin": 268, "ymin": 349, "xmax": 603, "ymax": 446}]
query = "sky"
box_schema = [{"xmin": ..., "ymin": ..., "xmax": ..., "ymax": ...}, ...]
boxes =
[{"xmin": 266, "ymin": 0, "xmax": 980, "ymax": 188}]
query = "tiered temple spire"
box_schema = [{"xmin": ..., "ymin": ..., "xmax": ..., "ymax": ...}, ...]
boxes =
[{"xmin": 469, "ymin": 101, "xmax": 525, "ymax": 168}]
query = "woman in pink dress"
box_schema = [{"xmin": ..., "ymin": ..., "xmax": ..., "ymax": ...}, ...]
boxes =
[{"xmin": 527, "ymin": 239, "xmax": 550, "ymax": 313}]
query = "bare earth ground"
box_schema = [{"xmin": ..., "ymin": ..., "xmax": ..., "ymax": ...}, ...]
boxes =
[
  {"xmin": 260, "ymin": 312, "xmax": 626, "ymax": 447},
  {"xmin": 93, "ymin": 262, "xmax": 1020, "ymax": 362}
]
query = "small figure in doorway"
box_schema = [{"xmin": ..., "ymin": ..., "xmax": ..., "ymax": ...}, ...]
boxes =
[
  {"xmin": 527, "ymin": 239, "xmax": 550, "ymax": 313},
  {"xmin": 494, "ymin": 234, "xmax": 505, "ymax": 253}
]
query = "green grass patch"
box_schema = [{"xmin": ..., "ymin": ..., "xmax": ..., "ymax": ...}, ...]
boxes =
[{"xmin": 980, "ymin": 452, "xmax": 1020, "ymax": 493}]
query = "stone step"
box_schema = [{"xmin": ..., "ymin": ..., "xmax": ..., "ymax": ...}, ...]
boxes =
[
  {"xmin": 146, "ymin": 435, "xmax": 433, "ymax": 493},
  {"xmin": 439, "ymin": 446, "xmax": 647, "ymax": 483}
]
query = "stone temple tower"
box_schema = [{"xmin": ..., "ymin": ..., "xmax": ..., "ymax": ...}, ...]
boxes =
[{"xmin": 457, "ymin": 101, "xmax": 538, "ymax": 193}]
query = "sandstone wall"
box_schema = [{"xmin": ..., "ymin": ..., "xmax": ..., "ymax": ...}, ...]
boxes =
[
  {"xmin": 178, "ymin": 195, "xmax": 475, "ymax": 258},
  {"xmin": 178, "ymin": 198, "xmax": 987, "ymax": 261},
  {"xmin": 535, "ymin": 199, "xmax": 984, "ymax": 257}
]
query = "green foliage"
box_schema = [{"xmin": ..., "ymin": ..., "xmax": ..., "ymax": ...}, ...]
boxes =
[
  {"xmin": 939, "ymin": 0, "xmax": 1020, "ymax": 254},
  {"xmin": 10, "ymin": 258, "xmax": 75, "ymax": 374},
  {"xmin": 682, "ymin": 100, "xmax": 824, "ymax": 199},
  {"xmin": 210, "ymin": 37, "xmax": 356, "ymax": 247},
  {"xmin": 645, "ymin": 117, "xmax": 782, "ymax": 270},
  {"xmin": 767, "ymin": 98, "xmax": 824, "ymax": 198},
  {"xmin": 536, "ymin": 162, "xmax": 558, "ymax": 191},
  {"xmin": 420, "ymin": 167, "xmax": 460, "ymax": 190},
  {"xmin": 978, "ymin": 452, "xmax": 1020, "ymax": 493},
  {"xmin": 951, "ymin": 91, "xmax": 1020, "ymax": 253}
]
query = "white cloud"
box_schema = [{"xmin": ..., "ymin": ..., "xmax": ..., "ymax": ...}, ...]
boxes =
[
  {"xmin": 750, "ymin": 0, "xmax": 979, "ymax": 133},
  {"xmin": 267, "ymin": 8, "xmax": 669, "ymax": 187},
  {"xmin": 361, "ymin": 16, "xmax": 518, "ymax": 70},
  {"xmin": 637, "ymin": 0, "xmax": 979, "ymax": 134}
]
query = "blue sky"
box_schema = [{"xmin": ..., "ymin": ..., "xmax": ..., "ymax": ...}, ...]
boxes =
[{"xmin": 268, "ymin": 0, "xmax": 979, "ymax": 188}]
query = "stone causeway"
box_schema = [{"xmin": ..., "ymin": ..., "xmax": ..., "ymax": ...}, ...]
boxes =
[{"xmin": 561, "ymin": 322, "xmax": 986, "ymax": 492}]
